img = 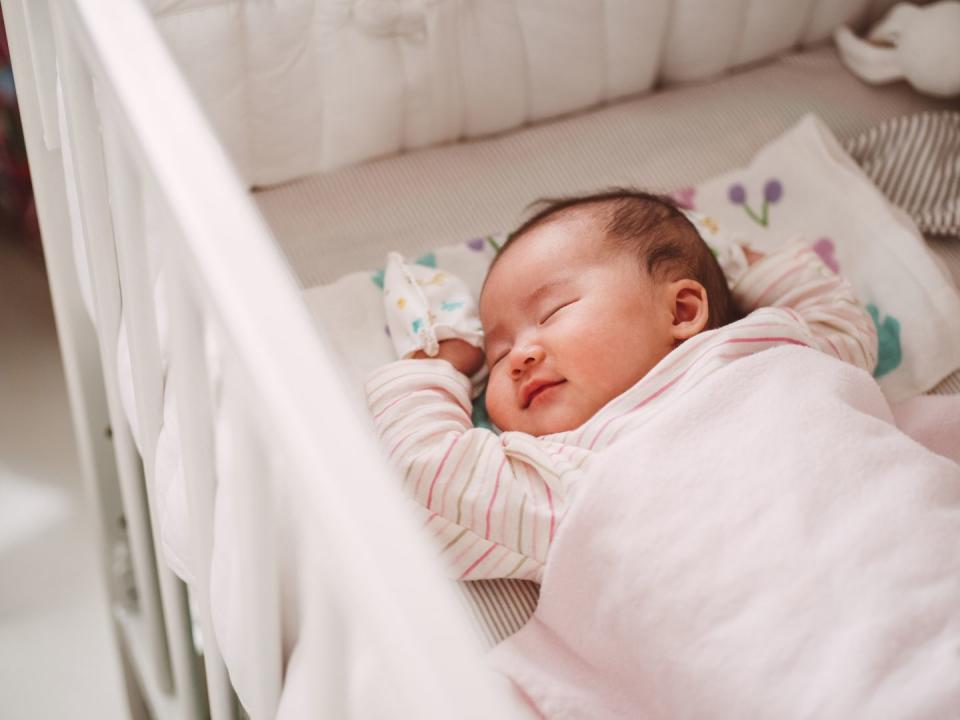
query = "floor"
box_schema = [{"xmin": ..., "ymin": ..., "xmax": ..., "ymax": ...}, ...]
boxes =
[{"xmin": 0, "ymin": 238, "xmax": 128, "ymax": 718}]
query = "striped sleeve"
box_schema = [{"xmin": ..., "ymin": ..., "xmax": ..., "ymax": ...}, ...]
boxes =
[
  {"xmin": 732, "ymin": 240, "xmax": 879, "ymax": 375},
  {"xmin": 365, "ymin": 359, "xmax": 570, "ymax": 582}
]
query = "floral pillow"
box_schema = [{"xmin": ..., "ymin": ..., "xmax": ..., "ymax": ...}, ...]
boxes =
[{"xmin": 305, "ymin": 115, "xmax": 960, "ymax": 403}]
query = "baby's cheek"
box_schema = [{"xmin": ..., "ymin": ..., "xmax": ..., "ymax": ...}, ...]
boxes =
[{"xmin": 484, "ymin": 374, "xmax": 514, "ymax": 430}]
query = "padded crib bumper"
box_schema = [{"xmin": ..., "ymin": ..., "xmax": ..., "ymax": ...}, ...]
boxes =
[{"xmin": 143, "ymin": 0, "xmax": 901, "ymax": 187}]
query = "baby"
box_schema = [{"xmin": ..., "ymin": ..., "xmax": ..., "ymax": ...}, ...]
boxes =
[{"xmin": 365, "ymin": 189, "xmax": 878, "ymax": 582}]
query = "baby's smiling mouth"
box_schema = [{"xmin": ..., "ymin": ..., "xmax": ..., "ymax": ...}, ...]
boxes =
[{"xmin": 522, "ymin": 380, "xmax": 567, "ymax": 409}]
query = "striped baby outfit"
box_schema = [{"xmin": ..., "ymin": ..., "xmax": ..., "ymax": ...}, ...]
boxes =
[{"xmin": 365, "ymin": 240, "xmax": 878, "ymax": 582}]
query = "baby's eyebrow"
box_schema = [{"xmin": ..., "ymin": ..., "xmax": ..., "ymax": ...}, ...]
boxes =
[{"xmin": 525, "ymin": 277, "xmax": 575, "ymax": 308}]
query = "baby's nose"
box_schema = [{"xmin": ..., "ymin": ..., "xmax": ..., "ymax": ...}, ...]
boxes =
[{"xmin": 510, "ymin": 346, "xmax": 545, "ymax": 377}]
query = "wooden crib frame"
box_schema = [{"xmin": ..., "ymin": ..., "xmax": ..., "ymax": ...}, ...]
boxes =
[{"xmin": 3, "ymin": 0, "xmax": 515, "ymax": 717}]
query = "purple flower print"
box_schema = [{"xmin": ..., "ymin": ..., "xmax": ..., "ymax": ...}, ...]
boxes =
[
  {"xmin": 813, "ymin": 237, "xmax": 840, "ymax": 274},
  {"xmin": 763, "ymin": 179, "xmax": 783, "ymax": 204},
  {"xmin": 728, "ymin": 178, "xmax": 783, "ymax": 227},
  {"xmin": 728, "ymin": 183, "xmax": 746, "ymax": 205},
  {"xmin": 466, "ymin": 237, "xmax": 485, "ymax": 252}
]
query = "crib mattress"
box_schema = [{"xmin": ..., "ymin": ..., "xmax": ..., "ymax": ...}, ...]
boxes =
[{"xmin": 254, "ymin": 45, "xmax": 960, "ymax": 647}]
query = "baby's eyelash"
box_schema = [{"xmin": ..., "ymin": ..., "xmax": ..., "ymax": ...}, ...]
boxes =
[
  {"xmin": 540, "ymin": 299, "xmax": 577, "ymax": 324},
  {"xmin": 490, "ymin": 351, "xmax": 508, "ymax": 366}
]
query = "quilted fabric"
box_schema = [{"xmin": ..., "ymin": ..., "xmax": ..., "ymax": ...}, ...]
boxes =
[{"xmin": 147, "ymin": 0, "xmax": 901, "ymax": 187}]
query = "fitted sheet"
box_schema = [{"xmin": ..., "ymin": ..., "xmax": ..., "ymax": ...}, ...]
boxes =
[{"xmin": 253, "ymin": 45, "xmax": 960, "ymax": 646}]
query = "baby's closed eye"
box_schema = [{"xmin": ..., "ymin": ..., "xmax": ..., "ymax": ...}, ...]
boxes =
[{"xmin": 540, "ymin": 299, "xmax": 579, "ymax": 325}]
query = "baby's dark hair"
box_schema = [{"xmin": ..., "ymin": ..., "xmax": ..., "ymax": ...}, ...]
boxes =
[{"xmin": 494, "ymin": 188, "xmax": 741, "ymax": 330}]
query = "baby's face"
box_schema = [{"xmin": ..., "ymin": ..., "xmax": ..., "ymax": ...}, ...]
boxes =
[{"xmin": 479, "ymin": 213, "xmax": 677, "ymax": 436}]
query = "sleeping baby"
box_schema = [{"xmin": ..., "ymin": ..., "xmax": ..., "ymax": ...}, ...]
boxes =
[
  {"xmin": 367, "ymin": 189, "xmax": 878, "ymax": 582},
  {"xmin": 366, "ymin": 189, "xmax": 960, "ymax": 717}
]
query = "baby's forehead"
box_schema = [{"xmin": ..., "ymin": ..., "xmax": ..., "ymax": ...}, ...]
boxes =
[{"xmin": 480, "ymin": 211, "xmax": 612, "ymax": 307}]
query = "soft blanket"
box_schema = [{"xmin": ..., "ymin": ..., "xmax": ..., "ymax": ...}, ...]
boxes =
[{"xmin": 491, "ymin": 345, "xmax": 960, "ymax": 719}]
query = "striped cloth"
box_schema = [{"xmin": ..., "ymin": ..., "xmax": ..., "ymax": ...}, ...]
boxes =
[
  {"xmin": 843, "ymin": 111, "xmax": 960, "ymax": 396},
  {"xmin": 843, "ymin": 111, "xmax": 960, "ymax": 237}
]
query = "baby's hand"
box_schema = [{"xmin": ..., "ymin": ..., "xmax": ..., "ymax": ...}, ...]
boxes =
[
  {"xmin": 741, "ymin": 244, "xmax": 766, "ymax": 266},
  {"xmin": 414, "ymin": 339, "xmax": 485, "ymax": 377}
]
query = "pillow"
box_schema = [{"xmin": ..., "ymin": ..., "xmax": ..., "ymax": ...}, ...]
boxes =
[{"xmin": 305, "ymin": 114, "xmax": 960, "ymax": 403}]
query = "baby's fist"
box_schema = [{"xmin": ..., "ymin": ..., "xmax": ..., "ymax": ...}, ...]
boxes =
[{"xmin": 414, "ymin": 339, "xmax": 485, "ymax": 377}]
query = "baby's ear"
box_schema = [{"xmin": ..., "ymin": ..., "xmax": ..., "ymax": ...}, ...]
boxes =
[{"xmin": 668, "ymin": 280, "xmax": 709, "ymax": 342}]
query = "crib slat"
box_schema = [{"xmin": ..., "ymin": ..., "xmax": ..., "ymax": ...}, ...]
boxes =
[
  {"xmin": 48, "ymin": 1, "xmax": 176, "ymax": 701},
  {"xmin": 97, "ymin": 89, "xmax": 208, "ymax": 720},
  {"xmin": 161, "ymin": 204, "xmax": 241, "ymax": 720}
]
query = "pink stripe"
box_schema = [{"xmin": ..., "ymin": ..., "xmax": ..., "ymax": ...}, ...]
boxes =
[
  {"xmin": 543, "ymin": 479, "xmax": 556, "ymax": 544},
  {"xmin": 499, "ymin": 480, "xmax": 512, "ymax": 546},
  {"xmin": 411, "ymin": 460, "xmax": 430, "ymax": 501},
  {"xmin": 373, "ymin": 392, "xmax": 411, "ymax": 421},
  {"xmin": 426, "ymin": 436, "xmax": 459, "ymax": 509},
  {"xmin": 782, "ymin": 307, "xmax": 802, "ymax": 324},
  {"xmin": 724, "ymin": 336, "xmax": 808, "ymax": 346},
  {"xmin": 451, "ymin": 536, "xmax": 481, "ymax": 566},
  {"xmin": 459, "ymin": 545, "xmax": 496, "ymax": 580},
  {"xmin": 437, "ymin": 436, "xmax": 472, "ymax": 517},
  {"xmin": 588, "ymin": 373, "xmax": 684, "ymax": 451},
  {"xmin": 485, "ymin": 458, "xmax": 506, "ymax": 540},
  {"xmin": 366, "ymin": 368, "xmax": 462, "ymax": 398},
  {"xmin": 388, "ymin": 428, "xmax": 418, "ymax": 460},
  {"xmin": 423, "ymin": 512, "xmax": 439, "ymax": 528},
  {"xmin": 753, "ymin": 265, "xmax": 802, "ymax": 309},
  {"xmin": 823, "ymin": 335, "xmax": 842, "ymax": 360},
  {"xmin": 483, "ymin": 548, "xmax": 509, "ymax": 578},
  {"xmin": 521, "ymin": 464, "xmax": 540, "ymax": 561}
]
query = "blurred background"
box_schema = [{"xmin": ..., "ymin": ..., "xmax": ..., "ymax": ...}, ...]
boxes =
[{"xmin": 0, "ymin": 8, "xmax": 127, "ymax": 718}]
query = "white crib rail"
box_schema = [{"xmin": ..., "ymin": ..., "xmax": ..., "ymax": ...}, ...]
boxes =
[{"xmin": 9, "ymin": 0, "xmax": 520, "ymax": 718}]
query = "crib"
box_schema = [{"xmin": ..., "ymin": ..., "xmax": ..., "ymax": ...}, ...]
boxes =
[{"xmin": 6, "ymin": 0, "xmax": 959, "ymax": 718}]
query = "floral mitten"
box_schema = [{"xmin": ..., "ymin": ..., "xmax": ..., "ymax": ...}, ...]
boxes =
[{"xmin": 383, "ymin": 252, "xmax": 487, "ymax": 391}]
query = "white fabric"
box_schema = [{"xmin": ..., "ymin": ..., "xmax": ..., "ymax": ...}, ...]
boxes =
[
  {"xmin": 690, "ymin": 114, "xmax": 960, "ymax": 400},
  {"xmin": 383, "ymin": 252, "xmax": 483, "ymax": 360},
  {"xmin": 491, "ymin": 345, "xmax": 960, "ymax": 719},
  {"xmin": 148, "ymin": 0, "xmax": 892, "ymax": 187}
]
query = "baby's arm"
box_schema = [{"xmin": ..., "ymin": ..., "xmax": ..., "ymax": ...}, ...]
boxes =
[
  {"xmin": 366, "ymin": 354, "xmax": 568, "ymax": 583},
  {"xmin": 732, "ymin": 240, "xmax": 879, "ymax": 374}
]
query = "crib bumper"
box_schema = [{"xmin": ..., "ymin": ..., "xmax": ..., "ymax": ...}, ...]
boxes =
[{"xmin": 143, "ymin": 0, "xmax": 902, "ymax": 187}]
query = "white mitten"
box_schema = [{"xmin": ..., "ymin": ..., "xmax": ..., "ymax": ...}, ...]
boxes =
[
  {"xmin": 383, "ymin": 251, "xmax": 485, "ymax": 359},
  {"xmin": 835, "ymin": 1, "xmax": 960, "ymax": 98}
]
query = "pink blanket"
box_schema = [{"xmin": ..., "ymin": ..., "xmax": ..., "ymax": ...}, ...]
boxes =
[{"xmin": 492, "ymin": 346, "xmax": 960, "ymax": 719}]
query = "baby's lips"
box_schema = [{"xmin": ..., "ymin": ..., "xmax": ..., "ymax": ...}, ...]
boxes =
[{"xmin": 521, "ymin": 378, "xmax": 565, "ymax": 408}]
